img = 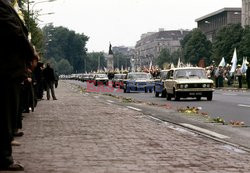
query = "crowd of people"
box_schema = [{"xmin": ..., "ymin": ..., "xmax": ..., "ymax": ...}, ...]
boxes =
[
  {"xmin": 205, "ymin": 64, "xmax": 250, "ymax": 89},
  {"xmin": 0, "ymin": 0, "xmax": 58, "ymax": 171}
]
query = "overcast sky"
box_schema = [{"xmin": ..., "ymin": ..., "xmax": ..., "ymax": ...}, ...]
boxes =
[{"xmin": 35, "ymin": 0, "xmax": 241, "ymax": 52}]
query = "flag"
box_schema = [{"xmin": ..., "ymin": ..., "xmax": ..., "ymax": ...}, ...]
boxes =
[
  {"xmin": 218, "ymin": 57, "xmax": 226, "ymax": 67},
  {"xmin": 121, "ymin": 65, "xmax": 124, "ymax": 74},
  {"xmin": 170, "ymin": 63, "xmax": 175, "ymax": 69},
  {"xmin": 177, "ymin": 58, "xmax": 181, "ymax": 68},
  {"xmin": 241, "ymin": 57, "xmax": 248, "ymax": 73},
  {"xmin": 149, "ymin": 61, "xmax": 152, "ymax": 71},
  {"xmin": 230, "ymin": 48, "xmax": 237, "ymax": 74}
]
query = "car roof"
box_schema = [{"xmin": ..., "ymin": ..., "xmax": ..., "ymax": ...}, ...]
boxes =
[
  {"xmin": 128, "ymin": 72, "xmax": 148, "ymax": 75},
  {"xmin": 114, "ymin": 73, "xmax": 126, "ymax": 76},
  {"xmin": 171, "ymin": 67, "xmax": 204, "ymax": 70}
]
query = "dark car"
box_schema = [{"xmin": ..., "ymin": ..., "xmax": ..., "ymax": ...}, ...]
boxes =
[{"xmin": 154, "ymin": 70, "xmax": 169, "ymax": 97}]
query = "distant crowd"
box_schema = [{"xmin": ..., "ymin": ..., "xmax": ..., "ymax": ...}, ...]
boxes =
[{"xmin": 205, "ymin": 64, "xmax": 250, "ymax": 89}]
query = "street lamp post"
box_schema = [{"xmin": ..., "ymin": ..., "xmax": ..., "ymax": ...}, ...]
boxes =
[
  {"xmin": 27, "ymin": 0, "xmax": 56, "ymax": 31},
  {"xmin": 31, "ymin": 0, "xmax": 56, "ymax": 12}
]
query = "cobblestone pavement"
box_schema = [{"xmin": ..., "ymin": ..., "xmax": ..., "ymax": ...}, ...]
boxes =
[{"xmin": 7, "ymin": 81, "xmax": 250, "ymax": 173}]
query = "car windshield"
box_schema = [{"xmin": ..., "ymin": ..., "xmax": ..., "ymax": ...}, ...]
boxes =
[
  {"xmin": 174, "ymin": 69, "xmax": 207, "ymax": 79},
  {"xmin": 128, "ymin": 73, "xmax": 152, "ymax": 80},
  {"xmin": 160, "ymin": 71, "xmax": 169, "ymax": 79},
  {"xmin": 114, "ymin": 74, "xmax": 126, "ymax": 79},
  {"xmin": 96, "ymin": 74, "xmax": 107, "ymax": 78}
]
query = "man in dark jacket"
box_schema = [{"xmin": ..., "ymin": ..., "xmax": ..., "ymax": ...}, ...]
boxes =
[
  {"xmin": 43, "ymin": 63, "xmax": 57, "ymax": 100},
  {"xmin": 0, "ymin": 0, "xmax": 38, "ymax": 171}
]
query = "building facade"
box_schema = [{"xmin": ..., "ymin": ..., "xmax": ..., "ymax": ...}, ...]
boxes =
[
  {"xmin": 242, "ymin": 0, "xmax": 250, "ymax": 26},
  {"xmin": 134, "ymin": 29, "xmax": 190, "ymax": 67},
  {"xmin": 195, "ymin": 8, "xmax": 241, "ymax": 42}
]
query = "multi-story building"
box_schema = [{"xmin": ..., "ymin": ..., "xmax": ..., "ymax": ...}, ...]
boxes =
[
  {"xmin": 242, "ymin": 0, "xmax": 250, "ymax": 26},
  {"xmin": 195, "ymin": 8, "xmax": 241, "ymax": 42},
  {"xmin": 134, "ymin": 29, "xmax": 190, "ymax": 67}
]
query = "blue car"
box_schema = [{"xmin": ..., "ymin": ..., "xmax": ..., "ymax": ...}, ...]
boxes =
[
  {"xmin": 154, "ymin": 70, "xmax": 169, "ymax": 97},
  {"xmin": 123, "ymin": 72, "xmax": 154, "ymax": 93}
]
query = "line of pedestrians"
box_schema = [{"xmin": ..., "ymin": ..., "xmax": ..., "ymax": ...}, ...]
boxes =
[{"xmin": 0, "ymin": 0, "xmax": 58, "ymax": 171}]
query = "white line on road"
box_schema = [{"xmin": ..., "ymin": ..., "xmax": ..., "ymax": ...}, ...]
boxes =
[
  {"xmin": 106, "ymin": 100, "xmax": 114, "ymax": 103},
  {"xmin": 238, "ymin": 104, "xmax": 250, "ymax": 108},
  {"xmin": 180, "ymin": 123, "xmax": 230, "ymax": 139},
  {"xmin": 222, "ymin": 93, "xmax": 237, "ymax": 96},
  {"xmin": 126, "ymin": 106, "xmax": 142, "ymax": 112}
]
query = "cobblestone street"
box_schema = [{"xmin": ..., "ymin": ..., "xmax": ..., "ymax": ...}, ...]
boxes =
[{"xmin": 8, "ymin": 81, "xmax": 250, "ymax": 173}]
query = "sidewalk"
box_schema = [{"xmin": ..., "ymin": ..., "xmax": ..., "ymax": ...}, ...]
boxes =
[{"xmin": 9, "ymin": 81, "xmax": 250, "ymax": 173}]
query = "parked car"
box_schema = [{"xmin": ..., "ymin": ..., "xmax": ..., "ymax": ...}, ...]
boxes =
[
  {"xmin": 164, "ymin": 67, "xmax": 214, "ymax": 101},
  {"xmin": 87, "ymin": 74, "xmax": 95, "ymax": 83},
  {"xmin": 93, "ymin": 74, "xmax": 109, "ymax": 86},
  {"xmin": 154, "ymin": 70, "xmax": 169, "ymax": 97},
  {"xmin": 112, "ymin": 74, "xmax": 127, "ymax": 88},
  {"xmin": 123, "ymin": 72, "xmax": 154, "ymax": 93}
]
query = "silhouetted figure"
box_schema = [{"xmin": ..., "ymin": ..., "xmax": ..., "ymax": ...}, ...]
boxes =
[
  {"xmin": 0, "ymin": 0, "xmax": 38, "ymax": 171},
  {"xmin": 43, "ymin": 63, "xmax": 57, "ymax": 100}
]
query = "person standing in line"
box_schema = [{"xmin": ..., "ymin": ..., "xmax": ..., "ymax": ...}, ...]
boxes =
[
  {"xmin": 0, "ymin": 0, "xmax": 38, "ymax": 171},
  {"xmin": 235, "ymin": 65, "xmax": 243, "ymax": 88},
  {"xmin": 43, "ymin": 63, "xmax": 57, "ymax": 100}
]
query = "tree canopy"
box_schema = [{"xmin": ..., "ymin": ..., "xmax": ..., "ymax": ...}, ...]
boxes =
[
  {"xmin": 43, "ymin": 24, "xmax": 89, "ymax": 73},
  {"xmin": 182, "ymin": 28, "xmax": 212, "ymax": 65},
  {"xmin": 212, "ymin": 24, "xmax": 243, "ymax": 64}
]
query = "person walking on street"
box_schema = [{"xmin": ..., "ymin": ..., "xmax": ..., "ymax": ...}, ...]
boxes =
[
  {"xmin": 246, "ymin": 63, "xmax": 250, "ymax": 89},
  {"xmin": 0, "ymin": 0, "xmax": 38, "ymax": 171},
  {"xmin": 43, "ymin": 63, "xmax": 57, "ymax": 100}
]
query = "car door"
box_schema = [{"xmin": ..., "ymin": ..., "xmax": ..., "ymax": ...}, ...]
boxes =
[{"xmin": 164, "ymin": 70, "xmax": 174, "ymax": 94}]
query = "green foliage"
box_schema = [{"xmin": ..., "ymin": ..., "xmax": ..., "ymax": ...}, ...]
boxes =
[
  {"xmin": 182, "ymin": 28, "xmax": 212, "ymax": 65},
  {"xmin": 156, "ymin": 48, "xmax": 171, "ymax": 68},
  {"xmin": 57, "ymin": 59, "xmax": 73, "ymax": 74},
  {"xmin": 43, "ymin": 25, "xmax": 89, "ymax": 73},
  {"xmin": 212, "ymin": 24, "xmax": 243, "ymax": 64},
  {"xmin": 19, "ymin": 3, "xmax": 44, "ymax": 56},
  {"xmin": 240, "ymin": 25, "xmax": 250, "ymax": 59},
  {"xmin": 113, "ymin": 53, "xmax": 130, "ymax": 69},
  {"xmin": 86, "ymin": 52, "xmax": 106, "ymax": 72},
  {"xmin": 171, "ymin": 49, "xmax": 183, "ymax": 65}
]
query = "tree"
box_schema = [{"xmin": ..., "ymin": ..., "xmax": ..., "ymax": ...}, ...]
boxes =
[
  {"xmin": 113, "ymin": 53, "xmax": 130, "ymax": 69},
  {"xmin": 240, "ymin": 25, "xmax": 250, "ymax": 59},
  {"xmin": 57, "ymin": 59, "xmax": 73, "ymax": 74},
  {"xmin": 182, "ymin": 28, "xmax": 212, "ymax": 65},
  {"xmin": 18, "ymin": 0, "xmax": 44, "ymax": 56},
  {"xmin": 171, "ymin": 49, "xmax": 183, "ymax": 66},
  {"xmin": 43, "ymin": 25, "xmax": 89, "ymax": 73},
  {"xmin": 86, "ymin": 52, "xmax": 106, "ymax": 72},
  {"xmin": 156, "ymin": 48, "xmax": 171, "ymax": 68},
  {"xmin": 212, "ymin": 24, "xmax": 243, "ymax": 64}
]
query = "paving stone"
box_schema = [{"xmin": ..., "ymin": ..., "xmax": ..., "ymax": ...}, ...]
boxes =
[{"xmin": 9, "ymin": 81, "xmax": 250, "ymax": 173}]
